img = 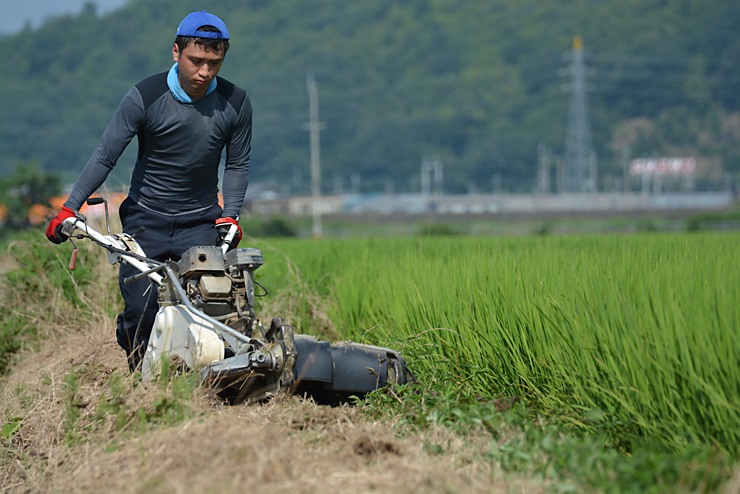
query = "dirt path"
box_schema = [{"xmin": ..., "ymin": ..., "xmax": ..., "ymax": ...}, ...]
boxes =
[{"xmin": 0, "ymin": 318, "xmax": 547, "ymax": 494}]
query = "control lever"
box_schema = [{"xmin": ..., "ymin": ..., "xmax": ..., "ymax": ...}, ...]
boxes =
[
  {"xmin": 86, "ymin": 197, "xmax": 111, "ymax": 235},
  {"xmin": 69, "ymin": 239, "xmax": 78, "ymax": 270}
]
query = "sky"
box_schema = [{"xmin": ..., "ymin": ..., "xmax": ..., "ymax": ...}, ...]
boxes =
[{"xmin": 0, "ymin": 0, "xmax": 130, "ymax": 35}]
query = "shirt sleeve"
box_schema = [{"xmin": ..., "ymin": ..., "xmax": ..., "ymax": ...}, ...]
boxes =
[
  {"xmin": 221, "ymin": 94, "xmax": 252, "ymax": 219},
  {"xmin": 64, "ymin": 88, "xmax": 144, "ymax": 211}
]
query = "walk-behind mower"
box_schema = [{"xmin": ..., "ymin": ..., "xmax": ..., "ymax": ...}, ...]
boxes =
[{"xmin": 60, "ymin": 198, "xmax": 415, "ymax": 404}]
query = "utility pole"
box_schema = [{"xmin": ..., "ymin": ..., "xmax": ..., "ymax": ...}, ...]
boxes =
[
  {"xmin": 622, "ymin": 146, "xmax": 631, "ymax": 194},
  {"xmin": 421, "ymin": 155, "xmax": 443, "ymax": 196},
  {"xmin": 538, "ymin": 142, "xmax": 551, "ymax": 194},
  {"xmin": 304, "ymin": 72, "xmax": 325, "ymax": 238},
  {"xmin": 421, "ymin": 158, "xmax": 431, "ymax": 195},
  {"xmin": 589, "ymin": 151, "xmax": 598, "ymax": 192},
  {"xmin": 292, "ymin": 167, "xmax": 302, "ymax": 195},
  {"xmin": 492, "ymin": 173, "xmax": 502, "ymax": 194},
  {"xmin": 555, "ymin": 157, "xmax": 565, "ymax": 194},
  {"xmin": 434, "ymin": 158, "xmax": 443, "ymax": 196},
  {"xmin": 563, "ymin": 36, "xmax": 597, "ymax": 193},
  {"xmin": 641, "ymin": 166, "xmax": 650, "ymax": 196}
]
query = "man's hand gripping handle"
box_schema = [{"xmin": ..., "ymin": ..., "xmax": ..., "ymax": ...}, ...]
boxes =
[{"xmin": 216, "ymin": 217, "xmax": 242, "ymax": 254}]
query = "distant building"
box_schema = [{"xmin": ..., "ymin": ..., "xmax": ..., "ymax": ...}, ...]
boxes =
[{"xmin": 244, "ymin": 191, "xmax": 733, "ymax": 217}]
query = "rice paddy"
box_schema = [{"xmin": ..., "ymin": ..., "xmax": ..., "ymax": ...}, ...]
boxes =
[{"xmin": 255, "ymin": 232, "xmax": 740, "ymax": 453}]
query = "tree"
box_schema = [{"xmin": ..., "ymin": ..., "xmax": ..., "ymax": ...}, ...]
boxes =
[{"xmin": 0, "ymin": 162, "xmax": 61, "ymax": 229}]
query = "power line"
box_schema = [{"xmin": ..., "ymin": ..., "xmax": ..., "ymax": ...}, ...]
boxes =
[
  {"xmin": 588, "ymin": 86, "xmax": 740, "ymax": 99},
  {"xmin": 591, "ymin": 52, "xmax": 740, "ymax": 66},
  {"xmin": 590, "ymin": 70, "xmax": 740, "ymax": 84}
]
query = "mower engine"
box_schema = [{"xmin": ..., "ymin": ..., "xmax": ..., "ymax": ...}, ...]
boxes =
[
  {"xmin": 143, "ymin": 245, "xmax": 298, "ymax": 403},
  {"xmin": 179, "ymin": 245, "xmax": 263, "ymax": 340}
]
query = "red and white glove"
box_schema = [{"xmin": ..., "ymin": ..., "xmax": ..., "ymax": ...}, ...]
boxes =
[
  {"xmin": 45, "ymin": 207, "xmax": 76, "ymax": 244},
  {"xmin": 215, "ymin": 217, "xmax": 243, "ymax": 249}
]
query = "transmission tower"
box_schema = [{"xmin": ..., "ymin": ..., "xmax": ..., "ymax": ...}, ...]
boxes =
[{"xmin": 563, "ymin": 37, "xmax": 597, "ymax": 193}]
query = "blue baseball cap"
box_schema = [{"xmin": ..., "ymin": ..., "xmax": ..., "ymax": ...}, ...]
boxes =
[{"xmin": 176, "ymin": 11, "xmax": 230, "ymax": 40}]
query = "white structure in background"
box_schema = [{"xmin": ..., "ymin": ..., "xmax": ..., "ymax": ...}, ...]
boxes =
[
  {"xmin": 246, "ymin": 166, "xmax": 731, "ymax": 217},
  {"xmin": 245, "ymin": 190, "xmax": 730, "ymax": 217},
  {"xmin": 421, "ymin": 156, "xmax": 443, "ymax": 195},
  {"xmin": 630, "ymin": 157, "xmax": 696, "ymax": 193}
]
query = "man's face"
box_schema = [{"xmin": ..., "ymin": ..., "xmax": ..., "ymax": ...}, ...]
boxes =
[{"xmin": 172, "ymin": 42, "xmax": 224, "ymax": 100}]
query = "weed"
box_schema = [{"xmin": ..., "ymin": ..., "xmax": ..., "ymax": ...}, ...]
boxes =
[
  {"xmin": 62, "ymin": 370, "xmax": 87, "ymax": 443},
  {"xmin": 1, "ymin": 417, "xmax": 22, "ymax": 439},
  {"xmin": 363, "ymin": 381, "xmax": 733, "ymax": 493}
]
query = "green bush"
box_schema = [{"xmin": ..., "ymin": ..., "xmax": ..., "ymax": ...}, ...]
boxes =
[
  {"xmin": 416, "ymin": 223, "xmax": 460, "ymax": 236},
  {"xmin": 243, "ymin": 217, "xmax": 297, "ymax": 238}
]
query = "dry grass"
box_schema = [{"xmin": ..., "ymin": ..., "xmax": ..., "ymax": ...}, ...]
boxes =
[
  {"xmin": 0, "ymin": 220, "xmax": 121, "ymax": 368},
  {"xmin": 0, "ymin": 226, "xmax": 548, "ymax": 493},
  {"xmin": 0, "ymin": 318, "xmax": 551, "ymax": 494}
]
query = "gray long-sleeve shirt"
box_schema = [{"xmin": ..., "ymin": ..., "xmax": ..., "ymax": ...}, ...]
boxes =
[{"xmin": 64, "ymin": 71, "xmax": 252, "ymax": 218}]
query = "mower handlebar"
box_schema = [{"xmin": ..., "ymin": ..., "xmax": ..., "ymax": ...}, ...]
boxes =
[
  {"xmin": 220, "ymin": 222, "xmax": 239, "ymax": 254},
  {"xmin": 61, "ymin": 217, "xmax": 164, "ymax": 284}
]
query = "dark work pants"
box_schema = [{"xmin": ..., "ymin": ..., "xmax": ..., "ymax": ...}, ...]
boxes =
[{"xmin": 116, "ymin": 197, "xmax": 222, "ymax": 370}]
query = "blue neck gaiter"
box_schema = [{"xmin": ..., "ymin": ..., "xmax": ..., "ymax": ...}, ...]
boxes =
[{"xmin": 167, "ymin": 63, "xmax": 217, "ymax": 103}]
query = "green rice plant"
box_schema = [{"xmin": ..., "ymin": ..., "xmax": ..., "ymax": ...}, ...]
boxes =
[{"xmin": 266, "ymin": 233, "xmax": 740, "ymax": 454}]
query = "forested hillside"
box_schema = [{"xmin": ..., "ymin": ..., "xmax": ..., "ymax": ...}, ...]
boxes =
[{"xmin": 1, "ymin": 0, "xmax": 739, "ymax": 193}]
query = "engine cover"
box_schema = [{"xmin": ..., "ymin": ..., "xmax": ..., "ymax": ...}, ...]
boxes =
[
  {"xmin": 178, "ymin": 246, "xmax": 225, "ymax": 278},
  {"xmin": 199, "ymin": 274, "xmax": 232, "ymax": 299}
]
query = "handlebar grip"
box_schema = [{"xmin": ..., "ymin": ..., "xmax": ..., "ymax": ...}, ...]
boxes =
[{"xmin": 220, "ymin": 223, "xmax": 238, "ymax": 254}]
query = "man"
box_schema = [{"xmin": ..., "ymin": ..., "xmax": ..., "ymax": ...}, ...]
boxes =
[{"xmin": 45, "ymin": 11, "xmax": 252, "ymax": 371}]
